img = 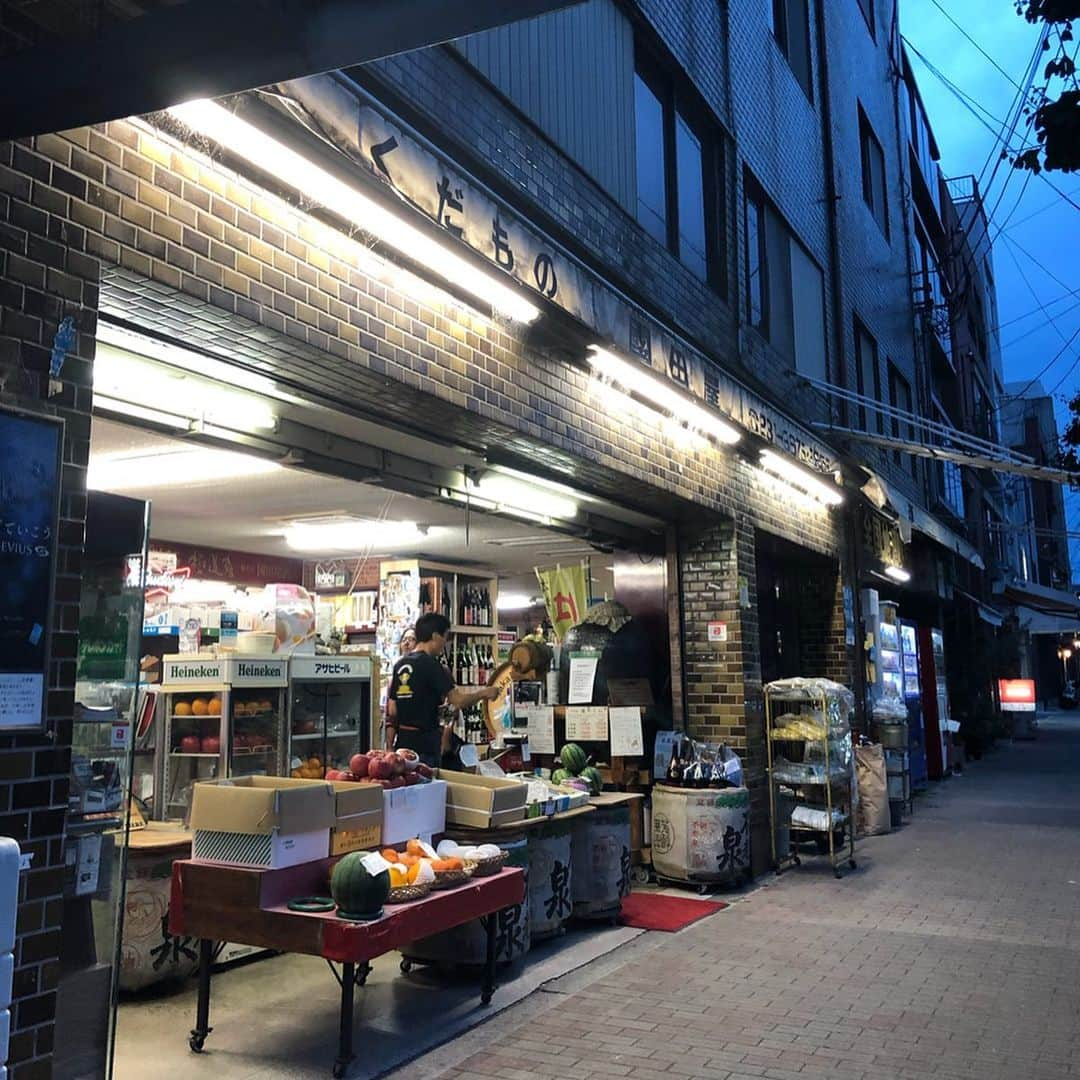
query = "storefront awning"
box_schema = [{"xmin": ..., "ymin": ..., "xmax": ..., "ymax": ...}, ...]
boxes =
[
  {"xmin": 1015, "ymin": 605, "xmax": 1080, "ymax": 636},
  {"xmin": 861, "ymin": 472, "xmax": 985, "ymax": 570}
]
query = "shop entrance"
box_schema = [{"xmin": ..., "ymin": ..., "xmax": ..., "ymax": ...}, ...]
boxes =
[{"xmin": 756, "ymin": 532, "xmax": 841, "ymax": 686}]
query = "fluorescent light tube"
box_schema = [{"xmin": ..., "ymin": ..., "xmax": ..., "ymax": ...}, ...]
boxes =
[
  {"xmin": 468, "ymin": 474, "xmax": 578, "ymax": 521},
  {"xmin": 88, "ymin": 448, "xmax": 281, "ymax": 491},
  {"xmin": 284, "ymin": 519, "xmax": 429, "ymax": 552},
  {"xmin": 759, "ymin": 449, "xmax": 844, "ymax": 506},
  {"xmin": 168, "ymin": 99, "xmax": 540, "ymax": 324},
  {"xmin": 884, "ymin": 565, "xmax": 911, "ymax": 583},
  {"xmin": 92, "ymin": 395, "xmax": 193, "ymax": 430},
  {"xmin": 588, "ymin": 346, "xmax": 741, "ymax": 445},
  {"xmin": 94, "ymin": 344, "xmax": 277, "ymax": 431},
  {"xmin": 497, "ymin": 593, "xmax": 536, "ymax": 610}
]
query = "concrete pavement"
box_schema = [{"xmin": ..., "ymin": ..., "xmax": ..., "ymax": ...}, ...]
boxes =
[{"xmin": 398, "ymin": 715, "xmax": 1080, "ymax": 1080}]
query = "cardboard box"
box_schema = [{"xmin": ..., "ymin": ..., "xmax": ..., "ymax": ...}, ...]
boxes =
[
  {"xmin": 438, "ymin": 771, "xmax": 527, "ymax": 830},
  {"xmin": 190, "ymin": 776, "xmax": 336, "ymax": 834},
  {"xmin": 381, "ymin": 780, "xmax": 447, "ymax": 845},
  {"xmin": 329, "ymin": 781, "xmax": 383, "ymax": 855},
  {"xmin": 189, "ymin": 776, "xmax": 335, "ymax": 869}
]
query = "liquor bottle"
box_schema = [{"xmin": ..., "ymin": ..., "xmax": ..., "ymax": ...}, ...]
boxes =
[
  {"xmin": 665, "ymin": 739, "xmax": 683, "ymax": 786},
  {"xmin": 479, "ymin": 587, "xmax": 489, "ymax": 627}
]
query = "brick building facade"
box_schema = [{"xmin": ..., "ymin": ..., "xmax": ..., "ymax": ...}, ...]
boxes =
[{"xmin": 0, "ymin": 1, "xmax": 1016, "ymax": 1073}]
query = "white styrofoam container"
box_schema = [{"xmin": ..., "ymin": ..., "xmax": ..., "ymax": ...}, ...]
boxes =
[
  {"xmin": 381, "ymin": 780, "xmax": 447, "ymax": 845},
  {"xmin": 192, "ymin": 827, "xmax": 328, "ymax": 870}
]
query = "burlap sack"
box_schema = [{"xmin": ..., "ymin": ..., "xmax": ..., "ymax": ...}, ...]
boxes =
[{"xmin": 855, "ymin": 744, "xmax": 891, "ymax": 836}]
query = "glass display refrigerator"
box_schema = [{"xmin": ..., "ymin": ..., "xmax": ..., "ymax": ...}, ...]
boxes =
[
  {"xmin": 58, "ymin": 491, "xmax": 149, "ymax": 1079},
  {"xmin": 287, "ymin": 655, "xmax": 378, "ymax": 778},
  {"xmin": 900, "ymin": 620, "xmax": 928, "ymax": 790},
  {"xmin": 156, "ymin": 656, "xmax": 288, "ymax": 821}
]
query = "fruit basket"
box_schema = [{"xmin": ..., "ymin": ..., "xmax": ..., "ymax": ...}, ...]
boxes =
[
  {"xmin": 430, "ymin": 863, "xmax": 476, "ymax": 890},
  {"xmin": 469, "ymin": 849, "xmax": 509, "ymax": 878},
  {"xmin": 387, "ymin": 882, "xmax": 432, "ymax": 904}
]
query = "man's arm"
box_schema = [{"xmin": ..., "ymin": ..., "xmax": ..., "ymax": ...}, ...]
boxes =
[{"xmin": 446, "ymin": 684, "xmax": 501, "ymax": 710}]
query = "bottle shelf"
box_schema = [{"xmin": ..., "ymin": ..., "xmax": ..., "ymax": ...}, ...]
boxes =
[{"xmin": 451, "ymin": 625, "xmax": 496, "ymax": 635}]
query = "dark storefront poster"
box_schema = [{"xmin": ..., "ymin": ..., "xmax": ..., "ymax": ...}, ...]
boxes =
[{"xmin": 0, "ymin": 406, "xmax": 63, "ymax": 730}]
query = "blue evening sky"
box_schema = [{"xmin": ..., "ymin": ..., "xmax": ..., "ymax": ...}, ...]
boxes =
[{"xmin": 899, "ymin": 0, "xmax": 1080, "ymax": 574}]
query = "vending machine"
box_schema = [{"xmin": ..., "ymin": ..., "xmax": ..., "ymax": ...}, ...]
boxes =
[
  {"xmin": 286, "ymin": 655, "xmax": 378, "ymax": 778},
  {"xmin": 918, "ymin": 626, "xmax": 953, "ymax": 780},
  {"xmin": 900, "ymin": 621, "xmax": 927, "ymax": 790}
]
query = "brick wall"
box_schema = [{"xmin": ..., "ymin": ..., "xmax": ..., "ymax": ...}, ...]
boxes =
[{"xmin": 0, "ymin": 137, "xmax": 97, "ymax": 1077}]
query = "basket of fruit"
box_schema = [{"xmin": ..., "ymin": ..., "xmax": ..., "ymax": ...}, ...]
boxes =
[{"xmin": 436, "ymin": 839, "xmax": 507, "ymax": 877}]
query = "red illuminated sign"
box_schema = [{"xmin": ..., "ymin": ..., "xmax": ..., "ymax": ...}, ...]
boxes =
[{"xmin": 998, "ymin": 679, "xmax": 1036, "ymax": 712}]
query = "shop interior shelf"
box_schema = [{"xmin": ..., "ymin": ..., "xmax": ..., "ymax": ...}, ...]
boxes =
[
  {"xmin": 231, "ymin": 746, "xmax": 276, "ymax": 755},
  {"xmin": 450, "ymin": 625, "xmax": 496, "ymax": 635},
  {"xmin": 169, "ymin": 752, "xmax": 219, "ymax": 758}
]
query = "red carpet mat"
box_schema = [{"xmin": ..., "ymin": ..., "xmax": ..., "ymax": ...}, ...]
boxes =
[{"xmin": 619, "ymin": 891, "xmax": 728, "ymax": 931}]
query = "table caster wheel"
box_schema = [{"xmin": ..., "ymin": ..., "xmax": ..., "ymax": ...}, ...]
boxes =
[
  {"xmin": 481, "ymin": 989, "xmax": 493, "ymax": 1006},
  {"xmin": 630, "ymin": 866, "xmax": 650, "ymax": 885},
  {"xmin": 400, "ymin": 959, "xmax": 413, "ymax": 974},
  {"xmin": 189, "ymin": 1034, "xmax": 206, "ymax": 1053}
]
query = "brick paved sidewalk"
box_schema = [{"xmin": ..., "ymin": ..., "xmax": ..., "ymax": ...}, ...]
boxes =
[{"xmin": 397, "ymin": 716, "xmax": 1080, "ymax": 1080}]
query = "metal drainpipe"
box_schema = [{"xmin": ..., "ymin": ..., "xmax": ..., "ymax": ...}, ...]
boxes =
[{"xmin": 812, "ymin": 0, "xmax": 868, "ymax": 728}]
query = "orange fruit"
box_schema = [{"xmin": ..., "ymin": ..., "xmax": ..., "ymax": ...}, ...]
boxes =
[
  {"xmin": 207, "ymin": 697, "xmax": 222, "ymax": 716},
  {"xmin": 406, "ymin": 838, "xmax": 426, "ymax": 856},
  {"xmin": 174, "ymin": 701, "xmax": 192, "ymax": 717},
  {"xmin": 406, "ymin": 862, "xmax": 422, "ymax": 884},
  {"xmin": 380, "ymin": 848, "xmax": 400, "ymax": 864},
  {"xmin": 191, "ymin": 699, "xmax": 208, "ymax": 717}
]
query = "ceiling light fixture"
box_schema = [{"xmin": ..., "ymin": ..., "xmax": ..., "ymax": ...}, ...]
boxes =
[
  {"xmin": 92, "ymin": 395, "xmax": 193, "ymax": 430},
  {"xmin": 167, "ymin": 99, "xmax": 540, "ymax": 325},
  {"xmin": 94, "ymin": 343, "xmax": 278, "ymax": 432},
  {"xmin": 467, "ymin": 473, "xmax": 578, "ymax": 521},
  {"xmin": 284, "ymin": 518, "xmax": 431, "ymax": 553},
  {"xmin": 88, "ymin": 447, "xmax": 281, "ymax": 491},
  {"xmin": 758, "ymin": 449, "xmax": 844, "ymax": 506},
  {"xmin": 884, "ymin": 565, "xmax": 912, "ymax": 583},
  {"xmin": 587, "ymin": 345, "xmax": 741, "ymax": 446},
  {"xmin": 497, "ymin": 592, "xmax": 539, "ymax": 610}
]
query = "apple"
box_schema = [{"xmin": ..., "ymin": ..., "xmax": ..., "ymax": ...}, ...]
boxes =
[
  {"xmin": 403, "ymin": 771, "xmax": 422, "ymax": 786},
  {"xmin": 180, "ymin": 735, "xmax": 201, "ymax": 753},
  {"xmin": 349, "ymin": 753, "xmax": 370, "ymax": 778},
  {"xmin": 388, "ymin": 776, "xmax": 406, "ymax": 788},
  {"xmin": 368, "ymin": 757, "xmax": 394, "ymax": 781},
  {"xmin": 391, "ymin": 754, "xmax": 407, "ymax": 778},
  {"xmin": 201, "ymin": 736, "xmax": 220, "ymax": 754},
  {"xmin": 325, "ymin": 769, "xmax": 343, "ymax": 781},
  {"xmin": 417, "ymin": 763, "xmax": 434, "ymax": 779},
  {"xmin": 338, "ymin": 771, "xmax": 358, "ymax": 782}
]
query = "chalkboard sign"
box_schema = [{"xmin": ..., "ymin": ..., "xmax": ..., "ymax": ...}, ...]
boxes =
[{"xmin": 0, "ymin": 406, "xmax": 63, "ymax": 731}]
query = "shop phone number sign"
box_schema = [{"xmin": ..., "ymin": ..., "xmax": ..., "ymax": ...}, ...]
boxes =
[{"xmin": 0, "ymin": 407, "xmax": 63, "ymax": 730}]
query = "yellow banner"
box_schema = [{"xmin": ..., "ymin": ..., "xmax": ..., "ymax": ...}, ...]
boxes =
[{"xmin": 535, "ymin": 564, "xmax": 589, "ymax": 642}]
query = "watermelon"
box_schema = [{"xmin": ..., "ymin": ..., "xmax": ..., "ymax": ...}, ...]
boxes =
[
  {"xmin": 551, "ymin": 767, "xmax": 573, "ymax": 785},
  {"xmin": 579, "ymin": 765, "xmax": 603, "ymax": 796},
  {"xmin": 330, "ymin": 851, "xmax": 390, "ymax": 919},
  {"xmin": 558, "ymin": 743, "xmax": 588, "ymax": 775}
]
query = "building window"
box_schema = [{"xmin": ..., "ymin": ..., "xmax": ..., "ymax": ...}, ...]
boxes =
[
  {"xmin": 770, "ymin": 0, "xmax": 813, "ymax": 101},
  {"xmin": 633, "ymin": 54, "xmax": 726, "ymax": 290},
  {"xmin": 634, "ymin": 71, "xmax": 668, "ymax": 247},
  {"xmin": 857, "ymin": 0, "xmax": 875, "ymax": 36},
  {"xmin": 745, "ymin": 183, "xmax": 767, "ymax": 330},
  {"xmin": 941, "ymin": 458, "xmax": 965, "ymax": 520},
  {"xmin": 744, "ymin": 171, "xmax": 826, "ymax": 379},
  {"xmin": 887, "ymin": 361, "xmax": 915, "ymax": 474},
  {"xmin": 859, "ymin": 106, "xmax": 889, "ymax": 238},
  {"xmin": 855, "ymin": 320, "xmax": 881, "ymax": 433}
]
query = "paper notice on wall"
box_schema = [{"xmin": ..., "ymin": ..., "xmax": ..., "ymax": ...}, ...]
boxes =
[
  {"xmin": 524, "ymin": 705, "xmax": 556, "ymax": 754},
  {"xmin": 566, "ymin": 706, "xmax": 608, "ymax": 742},
  {"xmin": 0, "ymin": 673, "xmax": 43, "ymax": 730},
  {"xmin": 609, "ymin": 707, "xmax": 644, "ymax": 757},
  {"xmin": 567, "ymin": 654, "xmax": 599, "ymax": 704}
]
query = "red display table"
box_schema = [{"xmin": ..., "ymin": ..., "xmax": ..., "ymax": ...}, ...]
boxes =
[{"xmin": 170, "ymin": 858, "xmax": 525, "ymax": 1077}]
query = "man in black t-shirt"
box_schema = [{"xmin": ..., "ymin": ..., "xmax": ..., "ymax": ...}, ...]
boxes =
[{"xmin": 387, "ymin": 613, "xmax": 500, "ymax": 767}]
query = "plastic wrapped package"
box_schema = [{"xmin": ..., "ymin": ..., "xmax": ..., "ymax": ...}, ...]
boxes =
[{"xmin": 260, "ymin": 583, "xmax": 316, "ymax": 655}]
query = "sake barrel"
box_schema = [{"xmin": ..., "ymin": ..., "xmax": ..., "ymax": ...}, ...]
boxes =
[
  {"xmin": 651, "ymin": 786, "xmax": 750, "ymax": 884},
  {"xmin": 401, "ymin": 838, "xmax": 530, "ymax": 966},
  {"xmin": 571, "ymin": 804, "xmax": 632, "ymax": 919},
  {"xmin": 527, "ymin": 819, "xmax": 573, "ymax": 939}
]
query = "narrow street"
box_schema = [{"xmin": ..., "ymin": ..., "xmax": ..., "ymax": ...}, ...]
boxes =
[{"xmin": 398, "ymin": 718, "xmax": 1080, "ymax": 1080}]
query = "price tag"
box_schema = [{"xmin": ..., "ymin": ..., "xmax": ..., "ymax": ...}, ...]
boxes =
[
  {"xmin": 110, "ymin": 723, "xmax": 130, "ymax": 749},
  {"xmin": 360, "ymin": 852, "xmax": 393, "ymax": 876}
]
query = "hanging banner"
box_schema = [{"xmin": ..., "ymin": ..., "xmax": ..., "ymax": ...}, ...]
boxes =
[
  {"xmin": 0, "ymin": 407, "xmax": 63, "ymax": 731},
  {"xmin": 535, "ymin": 564, "xmax": 588, "ymax": 642}
]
